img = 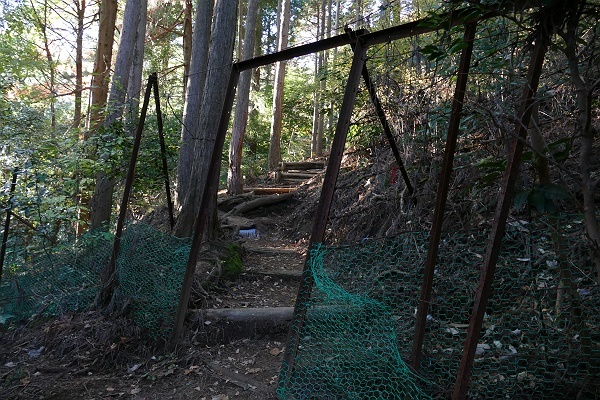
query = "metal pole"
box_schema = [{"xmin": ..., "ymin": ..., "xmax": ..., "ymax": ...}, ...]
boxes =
[
  {"xmin": 170, "ymin": 66, "xmax": 241, "ymax": 347},
  {"xmin": 411, "ymin": 22, "xmax": 477, "ymax": 370},
  {"xmin": 452, "ymin": 32, "xmax": 548, "ymax": 399},
  {"xmin": 0, "ymin": 171, "xmax": 18, "ymax": 286},
  {"xmin": 97, "ymin": 74, "xmax": 154, "ymax": 306},
  {"xmin": 346, "ymin": 27, "xmax": 414, "ymax": 195},
  {"xmin": 280, "ymin": 39, "xmax": 368, "ymax": 391},
  {"xmin": 152, "ymin": 77, "xmax": 175, "ymax": 230}
]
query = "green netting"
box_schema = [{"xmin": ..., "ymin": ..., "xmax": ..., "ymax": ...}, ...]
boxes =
[
  {"xmin": 277, "ymin": 243, "xmax": 431, "ymax": 399},
  {"xmin": 115, "ymin": 223, "xmax": 189, "ymax": 336},
  {"xmin": 278, "ymin": 217, "xmax": 599, "ymax": 399},
  {"xmin": 0, "ymin": 223, "xmax": 190, "ymax": 337}
]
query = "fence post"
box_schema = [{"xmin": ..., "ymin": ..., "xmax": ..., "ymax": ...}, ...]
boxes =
[
  {"xmin": 452, "ymin": 30, "xmax": 549, "ymax": 400},
  {"xmin": 152, "ymin": 77, "xmax": 175, "ymax": 230},
  {"xmin": 279, "ymin": 38, "xmax": 369, "ymax": 392},
  {"xmin": 96, "ymin": 74, "xmax": 155, "ymax": 306},
  {"xmin": 411, "ymin": 21, "xmax": 477, "ymax": 370}
]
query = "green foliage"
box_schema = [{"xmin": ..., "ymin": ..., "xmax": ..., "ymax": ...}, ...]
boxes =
[
  {"xmin": 222, "ymin": 243, "xmax": 244, "ymax": 280},
  {"xmin": 514, "ymin": 183, "xmax": 570, "ymax": 214}
]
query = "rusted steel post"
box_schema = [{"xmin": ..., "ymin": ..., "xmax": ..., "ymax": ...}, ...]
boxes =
[
  {"xmin": 98, "ymin": 74, "xmax": 154, "ymax": 306},
  {"xmin": 169, "ymin": 66, "xmax": 240, "ymax": 347},
  {"xmin": 346, "ymin": 27, "xmax": 414, "ymax": 195},
  {"xmin": 152, "ymin": 77, "xmax": 175, "ymax": 230},
  {"xmin": 280, "ymin": 39, "xmax": 369, "ymax": 391},
  {"xmin": 452, "ymin": 34, "xmax": 548, "ymax": 399},
  {"xmin": 0, "ymin": 170, "xmax": 18, "ymax": 286},
  {"xmin": 411, "ymin": 21, "xmax": 477, "ymax": 369}
]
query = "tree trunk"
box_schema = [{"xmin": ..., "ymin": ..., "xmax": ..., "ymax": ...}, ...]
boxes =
[
  {"xmin": 126, "ymin": 0, "xmax": 148, "ymax": 125},
  {"xmin": 182, "ymin": 0, "xmax": 193, "ymax": 100},
  {"xmin": 176, "ymin": 0, "xmax": 214, "ymax": 207},
  {"xmin": 90, "ymin": 0, "xmax": 142, "ymax": 229},
  {"xmin": 87, "ymin": 0, "xmax": 117, "ymax": 134},
  {"xmin": 227, "ymin": 0, "xmax": 259, "ymax": 195},
  {"xmin": 315, "ymin": 0, "xmax": 327, "ymax": 157},
  {"xmin": 73, "ymin": 0, "xmax": 86, "ymax": 131},
  {"xmin": 267, "ymin": 0, "xmax": 290, "ymax": 172},
  {"xmin": 174, "ymin": 0, "xmax": 239, "ymax": 237},
  {"xmin": 563, "ymin": 23, "xmax": 600, "ymax": 284},
  {"xmin": 79, "ymin": 0, "xmax": 117, "ymax": 232}
]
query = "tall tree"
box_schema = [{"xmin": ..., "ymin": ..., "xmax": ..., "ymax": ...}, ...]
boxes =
[
  {"xmin": 182, "ymin": 0, "xmax": 193, "ymax": 100},
  {"xmin": 227, "ymin": 0, "xmax": 259, "ymax": 194},
  {"xmin": 29, "ymin": 0, "xmax": 57, "ymax": 132},
  {"xmin": 174, "ymin": 0, "xmax": 238, "ymax": 237},
  {"xmin": 267, "ymin": 0, "xmax": 291, "ymax": 171},
  {"xmin": 176, "ymin": 0, "xmax": 214, "ymax": 207},
  {"xmin": 77, "ymin": 0, "xmax": 116, "ymax": 232},
  {"xmin": 73, "ymin": 0, "xmax": 87, "ymax": 131},
  {"xmin": 87, "ymin": 0, "xmax": 117, "ymax": 132},
  {"xmin": 89, "ymin": 0, "xmax": 142, "ymax": 229},
  {"xmin": 126, "ymin": 0, "xmax": 148, "ymax": 123}
]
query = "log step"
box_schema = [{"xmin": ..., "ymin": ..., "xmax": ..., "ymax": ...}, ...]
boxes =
[{"xmin": 192, "ymin": 307, "xmax": 294, "ymax": 345}]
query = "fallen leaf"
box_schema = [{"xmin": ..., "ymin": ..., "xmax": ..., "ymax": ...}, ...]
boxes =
[
  {"xmin": 4, "ymin": 362, "xmax": 16, "ymax": 368},
  {"xmin": 184, "ymin": 365, "xmax": 200, "ymax": 375},
  {"xmin": 247, "ymin": 367, "xmax": 262, "ymax": 374},
  {"xmin": 131, "ymin": 388, "xmax": 141, "ymax": 395},
  {"xmin": 106, "ymin": 387, "xmax": 115, "ymax": 392},
  {"xmin": 211, "ymin": 395, "xmax": 229, "ymax": 400},
  {"xmin": 269, "ymin": 347, "xmax": 283, "ymax": 356}
]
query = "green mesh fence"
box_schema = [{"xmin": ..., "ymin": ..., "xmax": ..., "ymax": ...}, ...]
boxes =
[
  {"xmin": 0, "ymin": 223, "xmax": 190, "ymax": 337},
  {"xmin": 278, "ymin": 217, "xmax": 599, "ymax": 399}
]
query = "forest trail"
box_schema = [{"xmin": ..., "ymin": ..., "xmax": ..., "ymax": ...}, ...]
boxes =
[{"xmin": 0, "ymin": 181, "xmax": 313, "ymax": 400}]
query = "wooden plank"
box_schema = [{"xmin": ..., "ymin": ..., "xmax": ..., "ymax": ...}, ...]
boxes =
[
  {"xmin": 279, "ymin": 161, "xmax": 326, "ymax": 170},
  {"xmin": 243, "ymin": 187, "xmax": 297, "ymax": 195},
  {"xmin": 280, "ymin": 172, "xmax": 317, "ymax": 180}
]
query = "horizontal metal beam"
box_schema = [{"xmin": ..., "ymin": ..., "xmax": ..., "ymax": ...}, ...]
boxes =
[
  {"xmin": 362, "ymin": 8, "xmax": 496, "ymax": 47},
  {"xmin": 236, "ymin": 29, "xmax": 368, "ymax": 72},
  {"xmin": 235, "ymin": 7, "xmax": 497, "ymax": 73}
]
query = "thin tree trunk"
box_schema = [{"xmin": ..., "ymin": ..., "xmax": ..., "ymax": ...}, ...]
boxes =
[
  {"xmin": 174, "ymin": 0, "xmax": 238, "ymax": 237},
  {"xmin": 182, "ymin": 0, "xmax": 193, "ymax": 101},
  {"xmin": 310, "ymin": 5, "xmax": 320, "ymax": 158},
  {"xmin": 90, "ymin": 0, "xmax": 142, "ymax": 229},
  {"xmin": 564, "ymin": 31, "xmax": 600, "ymax": 285},
  {"xmin": 176, "ymin": 0, "xmax": 214, "ymax": 207},
  {"xmin": 267, "ymin": 0, "xmax": 291, "ymax": 172},
  {"xmin": 74, "ymin": 0, "xmax": 86, "ymax": 131},
  {"xmin": 251, "ymin": 8, "xmax": 262, "ymax": 92},
  {"xmin": 315, "ymin": 0, "xmax": 327, "ymax": 157},
  {"xmin": 228, "ymin": 0, "xmax": 259, "ymax": 195}
]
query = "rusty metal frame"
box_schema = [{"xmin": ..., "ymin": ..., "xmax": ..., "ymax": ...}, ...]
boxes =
[
  {"xmin": 451, "ymin": 33, "xmax": 549, "ymax": 399},
  {"xmin": 346, "ymin": 27, "xmax": 414, "ymax": 195},
  {"xmin": 279, "ymin": 39, "xmax": 369, "ymax": 389},
  {"xmin": 411, "ymin": 21, "xmax": 478, "ymax": 369},
  {"xmin": 152, "ymin": 78, "xmax": 175, "ymax": 230},
  {"xmin": 99, "ymin": 74, "xmax": 155, "ymax": 306}
]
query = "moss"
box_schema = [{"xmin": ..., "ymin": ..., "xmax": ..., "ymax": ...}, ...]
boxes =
[{"xmin": 222, "ymin": 243, "xmax": 244, "ymax": 280}]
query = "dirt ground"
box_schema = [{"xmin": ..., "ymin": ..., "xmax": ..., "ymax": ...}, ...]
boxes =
[{"xmin": 0, "ymin": 213, "xmax": 308, "ymax": 399}]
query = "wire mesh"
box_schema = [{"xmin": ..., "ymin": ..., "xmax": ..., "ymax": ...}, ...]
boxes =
[
  {"xmin": 278, "ymin": 215, "xmax": 599, "ymax": 399},
  {"xmin": 0, "ymin": 223, "xmax": 190, "ymax": 338}
]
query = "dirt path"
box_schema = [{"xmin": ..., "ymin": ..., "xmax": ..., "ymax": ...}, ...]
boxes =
[{"xmin": 0, "ymin": 216, "xmax": 308, "ymax": 399}]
